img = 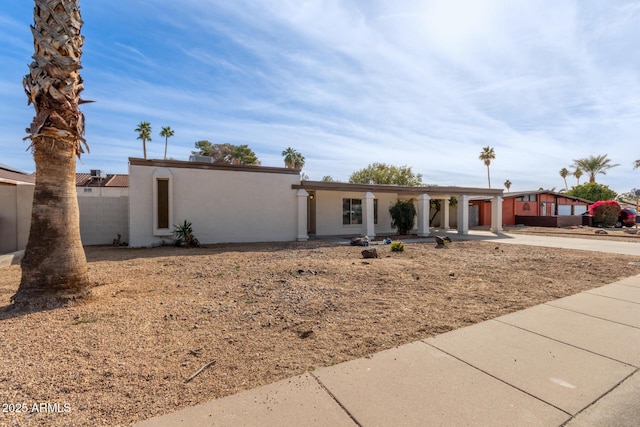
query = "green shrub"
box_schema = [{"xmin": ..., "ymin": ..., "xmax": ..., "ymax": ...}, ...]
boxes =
[
  {"xmin": 390, "ymin": 241, "xmax": 405, "ymax": 252},
  {"xmin": 173, "ymin": 220, "xmax": 201, "ymax": 247},
  {"xmin": 389, "ymin": 200, "xmax": 416, "ymax": 235}
]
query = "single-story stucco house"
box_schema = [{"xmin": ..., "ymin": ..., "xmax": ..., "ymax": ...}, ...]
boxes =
[{"xmin": 128, "ymin": 158, "xmax": 504, "ymax": 247}]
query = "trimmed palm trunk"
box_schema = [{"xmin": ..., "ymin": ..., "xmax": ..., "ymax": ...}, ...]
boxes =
[{"xmin": 12, "ymin": 0, "xmax": 91, "ymax": 308}]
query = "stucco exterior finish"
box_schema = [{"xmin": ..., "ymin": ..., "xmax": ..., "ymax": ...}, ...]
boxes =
[
  {"xmin": 313, "ymin": 190, "xmax": 402, "ymax": 236},
  {"xmin": 0, "ymin": 182, "xmax": 34, "ymax": 254},
  {"xmin": 128, "ymin": 161, "xmax": 301, "ymax": 247},
  {"xmin": 78, "ymin": 196, "xmax": 129, "ymax": 246}
]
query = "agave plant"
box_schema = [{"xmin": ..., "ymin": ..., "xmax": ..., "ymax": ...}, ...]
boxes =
[{"xmin": 173, "ymin": 220, "xmax": 200, "ymax": 247}]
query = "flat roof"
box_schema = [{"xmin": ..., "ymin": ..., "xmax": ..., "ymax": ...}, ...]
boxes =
[
  {"xmin": 294, "ymin": 180, "xmax": 503, "ymax": 197},
  {"xmin": 129, "ymin": 158, "xmax": 301, "ymax": 175}
]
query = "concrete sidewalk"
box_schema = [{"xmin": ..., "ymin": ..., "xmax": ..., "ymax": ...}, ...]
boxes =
[{"xmin": 135, "ymin": 274, "xmax": 640, "ymax": 426}]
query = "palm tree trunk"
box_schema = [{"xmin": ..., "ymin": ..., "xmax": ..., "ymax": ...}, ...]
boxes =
[
  {"xmin": 13, "ymin": 138, "xmax": 90, "ymax": 306},
  {"xmin": 486, "ymin": 166, "xmax": 491, "ymax": 188},
  {"xmin": 164, "ymin": 137, "xmax": 168, "ymax": 160},
  {"xmin": 12, "ymin": 0, "xmax": 91, "ymax": 308}
]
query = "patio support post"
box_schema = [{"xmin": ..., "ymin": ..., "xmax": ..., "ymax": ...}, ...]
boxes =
[
  {"xmin": 417, "ymin": 194, "xmax": 431, "ymax": 236},
  {"xmin": 442, "ymin": 198, "xmax": 450, "ymax": 230},
  {"xmin": 457, "ymin": 195, "xmax": 470, "ymax": 235},
  {"xmin": 296, "ymin": 189, "xmax": 309, "ymax": 241},
  {"xmin": 490, "ymin": 196, "xmax": 503, "ymax": 233},
  {"xmin": 362, "ymin": 192, "xmax": 376, "ymax": 238}
]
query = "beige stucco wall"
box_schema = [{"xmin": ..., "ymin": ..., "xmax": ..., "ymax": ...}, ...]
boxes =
[
  {"xmin": 77, "ymin": 187, "xmax": 129, "ymax": 197},
  {"xmin": 128, "ymin": 164, "xmax": 301, "ymax": 247},
  {"xmin": 0, "ymin": 182, "xmax": 34, "ymax": 254},
  {"xmin": 314, "ymin": 191, "xmax": 418, "ymax": 236},
  {"xmin": 78, "ymin": 196, "xmax": 129, "ymax": 246}
]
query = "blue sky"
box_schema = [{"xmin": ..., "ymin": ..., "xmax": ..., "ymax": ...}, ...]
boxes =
[{"xmin": 1, "ymin": 1, "xmax": 640, "ymax": 193}]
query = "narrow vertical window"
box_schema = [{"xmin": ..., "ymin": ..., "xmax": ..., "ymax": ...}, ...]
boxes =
[{"xmin": 157, "ymin": 178, "xmax": 169, "ymax": 229}]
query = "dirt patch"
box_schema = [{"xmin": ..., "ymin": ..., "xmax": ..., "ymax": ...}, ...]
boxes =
[{"xmin": 1, "ymin": 237, "xmax": 639, "ymax": 426}]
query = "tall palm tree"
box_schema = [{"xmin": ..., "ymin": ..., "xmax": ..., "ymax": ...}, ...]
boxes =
[
  {"xmin": 12, "ymin": 0, "xmax": 91, "ymax": 308},
  {"xmin": 160, "ymin": 126, "xmax": 174, "ymax": 160},
  {"xmin": 479, "ymin": 146, "xmax": 495, "ymax": 188},
  {"xmin": 572, "ymin": 154, "xmax": 619, "ymax": 183},
  {"xmin": 574, "ymin": 168, "xmax": 583, "ymax": 185},
  {"xmin": 559, "ymin": 167, "xmax": 570, "ymax": 190},
  {"xmin": 136, "ymin": 121, "xmax": 152, "ymax": 159},
  {"xmin": 281, "ymin": 147, "xmax": 305, "ymax": 169},
  {"xmin": 504, "ymin": 180, "xmax": 512, "ymax": 192}
]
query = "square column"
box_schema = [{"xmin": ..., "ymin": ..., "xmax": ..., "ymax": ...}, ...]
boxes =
[
  {"xmin": 442, "ymin": 198, "xmax": 450, "ymax": 230},
  {"xmin": 362, "ymin": 192, "xmax": 376, "ymax": 238},
  {"xmin": 457, "ymin": 195, "xmax": 470, "ymax": 235},
  {"xmin": 417, "ymin": 194, "xmax": 431, "ymax": 237},
  {"xmin": 296, "ymin": 189, "xmax": 309, "ymax": 241},
  {"xmin": 490, "ymin": 196, "xmax": 503, "ymax": 233}
]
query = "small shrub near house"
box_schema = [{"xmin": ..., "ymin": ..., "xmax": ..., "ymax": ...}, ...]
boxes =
[
  {"xmin": 173, "ymin": 220, "xmax": 201, "ymax": 247},
  {"xmin": 390, "ymin": 241, "xmax": 405, "ymax": 252},
  {"xmin": 589, "ymin": 200, "xmax": 620, "ymax": 227},
  {"xmin": 389, "ymin": 200, "xmax": 416, "ymax": 235}
]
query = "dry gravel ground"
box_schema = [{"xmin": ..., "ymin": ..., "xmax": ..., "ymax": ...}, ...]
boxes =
[{"xmin": 1, "ymin": 231, "xmax": 640, "ymax": 426}]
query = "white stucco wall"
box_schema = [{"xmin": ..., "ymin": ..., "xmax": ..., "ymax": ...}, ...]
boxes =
[
  {"xmin": 77, "ymin": 187, "xmax": 129, "ymax": 197},
  {"xmin": 314, "ymin": 191, "xmax": 416, "ymax": 236},
  {"xmin": 0, "ymin": 182, "xmax": 34, "ymax": 254},
  {"xmin": 78, "ymin": 196, "xmax": 129, "ymax": 245},
  {"xmin": 128, "ymin": 164, "xmax": 301, "ymax": 247}
]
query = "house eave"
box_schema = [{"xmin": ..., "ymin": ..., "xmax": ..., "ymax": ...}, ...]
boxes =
[{"xmin": 293, "ymin": 181, "xmax": 503, "ymax": 197}]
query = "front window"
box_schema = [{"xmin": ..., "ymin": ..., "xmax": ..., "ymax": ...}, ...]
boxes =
[{"xmin": 343, "ymin": 198, "xmax": 362, "ymax": 225}]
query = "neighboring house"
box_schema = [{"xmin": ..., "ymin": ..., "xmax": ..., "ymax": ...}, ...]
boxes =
[
  {"xmin": 129, "ymin": 158, "xmax": 504, "ymax": 247},
  {"xmin": 0, "ymin": 164, "xmax": 35, "ymax": 254},
  {"xmin": 76, "ymin": 170, "xmax": 129, "ymax": 245},
  {"xmin": 474, "ymin": 190, "xmax": 591, "ymax": 228}
]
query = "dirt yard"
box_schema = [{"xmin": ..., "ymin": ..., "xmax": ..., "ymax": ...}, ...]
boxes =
[{"xmin": 1, "ymin": 232, "xmax": 640, "ymax": 426}]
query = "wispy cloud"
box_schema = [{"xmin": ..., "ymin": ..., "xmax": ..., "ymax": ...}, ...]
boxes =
[{"xmin": 1, "ymin": 0, "xmax": 639, "ymax": 191}]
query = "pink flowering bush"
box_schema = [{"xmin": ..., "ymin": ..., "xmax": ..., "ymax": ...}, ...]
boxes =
[{"xmin": 589, "ymin": 200, "xmax": 621, "ymax": 227}]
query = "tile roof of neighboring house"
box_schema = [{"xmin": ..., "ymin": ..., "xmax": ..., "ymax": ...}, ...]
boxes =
[
  {"xmin": 76, "ymin": 173, "xmax": 129, "ymax": 187},
  {"xmin": 105, "ymin": 174, "xmax": 129, "ymax": 187},
  {"xmin": 0, "ymin": 164, "xmax": 35, "ymax": 184}
]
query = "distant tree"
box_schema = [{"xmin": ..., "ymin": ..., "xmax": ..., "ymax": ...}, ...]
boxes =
[
  {"xmin": 634, "ymin": 159, "xmax": 640, "ymax": 169},
  {"xmin": 566, "ymin": 182, "xmax": 617, "ymax": 202},
  {"xmin": 573, "ymin": 168, "xmax": 583, "ymax": 185},
  {"xmin": 389, "ymin": 200, "xmax": 416, "ymax": 235},
  {"xmin": 618, "ymin": 189, "xmax": 640, "ymax": 202},
  {"xmin": 192, "ymin": 141, "xmax": 259, "ymax": 165},
  {"xmin": 504, "ymin": 180, "xmax": 512, "ymax": 192},
  {"xmin": 559, "ymin": 168, "xmax": 570, "ymax": 190},
  {"xmin": 572, "ymin": 154, "xmax": 619, "ymax": 183},
  {"xmin": 479, "ymin": 146, "xmax": 496, "ymax": 188},
  {"xmin": 281, "ymin": 147, "xmax": 305, "ymax": 169},
  {"xmin": 231, "ymin": 144, "xmax": 260, "ymax": 165},
  {"xmin": 160, "ymin": 126, "xmax": 174, "ymax": 160},
  {"xmin": 321, "ymin": 175, "xmax": 336, "ymax": 182},
  {"xmin": 349, "ymin": 163, "xmax": 422, "ymax": 186},
  {"xmin": 300, "ymin": 172, "xmax": 310, "ymax": 181},
  {"xmin": 135, "ymin": 121, "xmax": 152, "ymax": 160}
]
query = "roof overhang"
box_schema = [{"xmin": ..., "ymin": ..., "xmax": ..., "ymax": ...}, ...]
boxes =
[
  {"xmin": 293, "ymin": 181, "xmax": 503, "ymax": 197},
  {"xmin": 129, "ymin": 158, "xmax": 301, "ymax": 175}
]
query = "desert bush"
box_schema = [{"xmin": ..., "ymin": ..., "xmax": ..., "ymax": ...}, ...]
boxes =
[
  {"xmin": 390, "ymin": 241, "xmax": 405, "ymax": 252},
  {"xmin": 389, "ymin": 200, "xmax": 416, "ymax": 235},
  {"xmin": 589, "ymin": 200, "xmax": 620, "ymax": 227},
  {"xmin": 173, "ymin": 220, "xmax": 201, "ymax": 247}
]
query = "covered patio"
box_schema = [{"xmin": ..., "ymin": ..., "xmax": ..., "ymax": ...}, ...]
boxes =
[{"xmin": 292, "ymin": 181, "xmax": 504, "ymax": 241}]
